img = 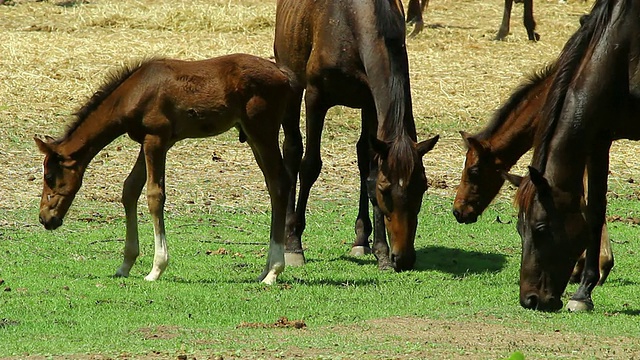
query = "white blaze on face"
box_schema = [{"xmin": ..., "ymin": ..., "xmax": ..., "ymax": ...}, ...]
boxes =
[{"xmin": 399, "ymin": 178, "xmax": 404, "ymax": 188}]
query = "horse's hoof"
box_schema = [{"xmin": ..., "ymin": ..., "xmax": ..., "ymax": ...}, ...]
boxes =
[
  {"xmin": 566, "ymin": 299, "xmax": 594, "ymax": 312},
  {"xmin": 350, "ymin": 246, "xmax": 372, "ymax": 257},
  {"xmin": 285, "ymin": 252, "xmax": 305, "ymax": 267},
  {"xmin": 377, "ymin": 259, "xmax": 393, "ymax": 271}
]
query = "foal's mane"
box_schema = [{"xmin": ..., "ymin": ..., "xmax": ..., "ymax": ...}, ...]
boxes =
[
  {"xmin": 57, "ymin": 59, "xmax": 152, "ymax": 143},
  {"xmin": 475, "ymin": 63, "xmax": 556, "ymax": 141},
  {"xmin": 516, "ymin": 0, "xmax": 621, "ymax": 211},
  {"xmin": 373, "ymin": 0, "xmax": 418, "ymax": 180}
]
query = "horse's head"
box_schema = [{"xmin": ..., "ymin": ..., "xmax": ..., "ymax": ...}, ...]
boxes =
[
  {"xmin": 370, "ymin": 135, "xmax": 439, "ymax": 271},
  {"xmin": 453, "ymin": 131, "xmax": 508, "ymax": 224},
  {"xmin": 514, "ymin": 166, "xmax": 588, "ymax": 311},
  {"xmin": 35, "ymin": 136, "xmax": 83, "ymax": 230}
]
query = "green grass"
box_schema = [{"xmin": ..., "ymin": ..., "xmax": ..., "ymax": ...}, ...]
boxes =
[{"xmin": 2, "ymin": 194, "xmax": 640, "ymax": 358}]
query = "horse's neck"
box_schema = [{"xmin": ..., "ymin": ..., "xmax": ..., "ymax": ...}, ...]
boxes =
[{"xmin": 57, "ymin": 111, "xmax": 126, "ymax": 168}]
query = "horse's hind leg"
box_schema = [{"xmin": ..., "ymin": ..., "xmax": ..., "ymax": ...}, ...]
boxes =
[
  {"xmin": 496, "ymin": 0, "xmax": 513, "ymax": 40},
  {"xmin": 281, "ymin": 91, "xmax": 304, "ymax": 266},
  {"xmin": 141, "ymin": 135, "xmax": 170, "ymax": 281},
  {"xmin": 523, "ymin": 0, "xmax": 539, "ymax": 41},
  {"xmin": 597, "ymin": 222, "xmax": 614, "ymax": 285},
  {"xmin": 115, "ymin": 147, "xmax": 146, "ymax": 278},
  {"xmin": 291, "ymin": 87, "xmax": 329, "ymax": 264}
]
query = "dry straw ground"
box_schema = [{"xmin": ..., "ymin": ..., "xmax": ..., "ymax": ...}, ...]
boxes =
[
  {"xmin": 2, "ymin": 0, "xmax": 640, "ymax": 358},
  {"xmin": 2, "ymin": 0, "xmax": 640, "ymax": 216}
]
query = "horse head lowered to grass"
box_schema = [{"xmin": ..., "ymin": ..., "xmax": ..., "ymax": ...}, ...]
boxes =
[
  {"xmin": 36, "ymin": 53, "xmax": 298, "ymax": 284},
  {"xmin": 275, "ymin": 0, "xmax": 439, "ymax": 272}
]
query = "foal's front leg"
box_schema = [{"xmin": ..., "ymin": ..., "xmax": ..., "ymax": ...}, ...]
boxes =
[
  {"xmin": 142, "ymin": 135, "xmax": 169, "ymax": 281},
  {"xmin": 115, "ymin": 147, "xmax": 147, "ymax": 277}
]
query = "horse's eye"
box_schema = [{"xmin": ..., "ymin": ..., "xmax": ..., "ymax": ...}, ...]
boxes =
[
  {"xmin": 534, "ymin": 223, "xmax": 549, "ymax": 235},
  {"xmin": 44, "ymin": 172, "xmax": 55, "ymax": 186},
  {"xmin": 467, "ymin": 167, "xmax": 480, "ymax": 179}
]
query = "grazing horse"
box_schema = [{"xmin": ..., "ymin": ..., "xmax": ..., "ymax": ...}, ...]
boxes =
[
  {"xmin": 35, "ymin": 54, "xmax": 297, "ymax": 284},
  {"xmin": 453, "ymin": 62, "xmax": 614, "ymax": 285},
  {"xmin": 513, "ymin": 0, "xmax": 640, "ymax": 311},
  {"xmin": 274, "ymin": 0, "xmax": 440, "ymax": 271}
]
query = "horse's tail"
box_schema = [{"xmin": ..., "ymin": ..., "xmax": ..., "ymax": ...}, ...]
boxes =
[{"xmin": 277, "ymin": 63, "xmax": 303, "ymax": 94}]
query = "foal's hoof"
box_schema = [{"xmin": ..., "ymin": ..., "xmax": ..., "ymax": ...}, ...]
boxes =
[
  {"xmin": 349, "ymin": 246, "xmax": 372, "ymax": 257},
  {"xmin": 285, "ymin": 252, "xmax": 305, "ymax": 267},
  {"xmin": 566, "ymin": 299, "xmax": 594, "ymax": 312}
]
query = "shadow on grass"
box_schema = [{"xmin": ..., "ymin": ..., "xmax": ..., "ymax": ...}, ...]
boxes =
[
  {"xmin": 339, "ymin": 245, "xmax": 507, "ymax": 276},
  {"xmin": 414, "ymin": 245, "xmax": 507, "ymax": 275}
]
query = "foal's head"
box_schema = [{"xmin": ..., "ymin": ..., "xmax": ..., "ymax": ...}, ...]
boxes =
[
  {"xmin": 515, "ymin": 167, "xmax": 588, "ymax": 311},
  {"xmin": 35, "ymin": 136, "xmax": 83, "ymax": 230},
  {"xmin": 371, "ymin": 135, "xmax": 439, "ymax": 271},
  {"xmin": 453, "ymin": 131, "xmax": 507, "ymax": 224}
]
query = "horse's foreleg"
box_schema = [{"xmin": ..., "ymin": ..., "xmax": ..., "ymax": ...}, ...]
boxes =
[
  {"xmin": 366, "ymin": 161, "xmax": 392, "ymax": 270},
  {"xmin": 115, "ymin": 147, "xmax": 147, "ymax": 277},
  {"xmin": 246, "ymin": 133, "xmax": 290, "ymax": 285},
  {"xmin": 289, "ymin": 87, "xmax": 328, "ymax": 265},
  {"xmin": 496, "ymin": 0, "xmax": 513, "ymax": 40},
  {"xmin": 281, "ymin": 91, "xmax": 304, "ymax": 266},
  {"xmin": 351, "ymin": 108, "xmax": 375, "ymax": 256},
  {"xmin": 567, "ymin": 142, "xmax": 611, "ymax": 312},
  {"xmin": 142, "ymin": 135, "xmax": 169, "ymax": 281},
  {"xmin": 523, "ymin": 0, "xmax": 539, "ymax": 41}
]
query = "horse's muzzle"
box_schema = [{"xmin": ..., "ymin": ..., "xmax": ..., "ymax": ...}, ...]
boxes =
[
  {"xmin": 40, "ymin": 214, "xmax": 63, "ymax": 230},
  {"xmin": 452, "ymin": 208, "xmax": 478, "ymax": 224},
  {"xmin": 520, "ymin": 293, "xmax": 563, "ymax": 312}
]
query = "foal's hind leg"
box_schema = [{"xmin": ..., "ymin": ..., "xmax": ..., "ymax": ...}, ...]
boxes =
[
  {"xmin": 116, "ymin": 147, "xmax": 146, "ymax": 277},
  {"xmin": 141, "ymin": 135, "xmax": 170, "ymax": 281},
  {"xmin": 242, "ymin": 111, "xmax": 291, "ymax": 284}
]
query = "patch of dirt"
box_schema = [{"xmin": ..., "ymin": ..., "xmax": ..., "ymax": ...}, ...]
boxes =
[
  {"xmin": 137, "ymin": 325, "xmax": 181, "ymax": 340},
  {"xmin": 237, "ymin": 316, "xmax": 307, "ymax": 329}
]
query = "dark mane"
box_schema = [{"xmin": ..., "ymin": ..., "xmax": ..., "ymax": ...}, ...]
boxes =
[
  {"xmin": 372, "ymin": 0, "xmax": 417, "ymax": 180},
  {"xmin": 515, "ymin": 176, "xmax": 536, "ymax": 212},
  {"xmin": 57, "ymin": 59, "xmax": 152, "ymax": 143},
  {"xmin": 475, "ymin": 63, "xmax": 557, "ymax": 141},
  {"xmin": 532, "ymin": 0, "xmax": 618, "ymax": 172}
]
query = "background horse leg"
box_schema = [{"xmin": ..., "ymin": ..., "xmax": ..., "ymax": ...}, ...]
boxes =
[
  {"xmin": 243, "ymin": 116, "xmax": 290, "ymax": 285},
  {"xmin": 142, "ymin": 134, "xmax": 169, "ymax": 281},
  {"xmin": 570, "ymin": 222, "xmax": 614, "ymax": 285},
  {"xmin": 523, "ymin": 0, "xmax": 540, "ymax": 41},
  {"xmin": 496, "ymin": 0, "xmax": 513, "ymax": 40},
  {"xmin": 350, "ymin": 108, "xmax": 375, "ymax": 256},
  {"xmin": 406, "ymin": 0, "xmax": 430, "ymax": 38},
  {"xmin": 115, "ymin": 147, "xmax": 147, "ymax": 277},
  {"xmin": 290, "ymin": 86, "xmax": 328, "ymax": 266},
  {"xmin": 567, "ymin": 141, "xmax": 611, "ymax": 311},
  {"xmin": 282, "ymin": 91, "xmax": 305, "ymax": 266}
]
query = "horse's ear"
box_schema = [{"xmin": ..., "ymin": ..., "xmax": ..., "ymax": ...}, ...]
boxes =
[
  {"xmin": 459, "ymin": 131, "xmax": 486, "ymax": 154},
  {"xmin": 528, "ymin": 166, "xmax": 551, "ymax": 194},
  {"xmin": 370, "ymin": 136, "xmax": 390, "ymax": 159},
  {"xmin": 34, "ymin": 136, "xmax": 54, "ymax": 155},
  {"xmin": 417, "ymin": 134, "xmax": 439, "ymax": 157},
  {"xmin": 501, "ymin": 171, "xmax": 523, "ymax": 187}
]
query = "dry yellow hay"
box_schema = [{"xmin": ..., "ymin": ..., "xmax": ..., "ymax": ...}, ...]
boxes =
[{"xmin": 1, "ymin": 0, "xmax": 638, "ymax": 217}]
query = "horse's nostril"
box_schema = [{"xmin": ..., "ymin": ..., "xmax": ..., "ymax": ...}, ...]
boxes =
[
  {"xmin": 39, "ymin": 215, "xmax": 45, "ymax": 225},
  {"xmin": 522, "ymin": 294, "xmax": 539, "ymax": 310}
]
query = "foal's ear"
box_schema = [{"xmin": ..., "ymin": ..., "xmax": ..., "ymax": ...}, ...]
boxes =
[
  {"xmin": 459, "ymin": 131, "xmax": 486, "ymax": 154},
  {"xmin": 528, "ymin": 166, "xmax": 551, "ymax": 194},
  {"xmin": 417, "ymin": 134, "xmax": 439, "ymax": 157},
  {"xmin": 501, "ymin": 171, "xmax": 523, "ymax": 187},
  {"xmin": 370, "ymin": 136, "xmax": 390, "ymax": 159},
  {"xmin": 34, "ymin": 136, "xmax": 54, "ymax": 155}
]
